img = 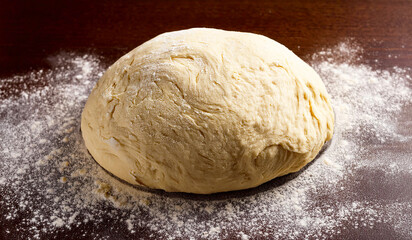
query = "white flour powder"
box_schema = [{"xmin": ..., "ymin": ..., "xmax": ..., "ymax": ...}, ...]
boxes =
[{"xmin": 0, "ymin": 42, "xmax": 411, "ymax": 239}]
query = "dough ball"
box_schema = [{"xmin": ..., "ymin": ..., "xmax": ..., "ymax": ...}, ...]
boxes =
[{"xmin": 81, "ymin": 28, "xmax": 334, "ymax": 194}]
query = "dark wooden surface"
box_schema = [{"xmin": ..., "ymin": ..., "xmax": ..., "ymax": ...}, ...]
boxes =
[
  {"xmin": 1, "ymin": 0, "xmax": 411, "ymax": 79},
  {"xmin": 1, "ymin": 0, "xmax": 411, "ymax": 239}
]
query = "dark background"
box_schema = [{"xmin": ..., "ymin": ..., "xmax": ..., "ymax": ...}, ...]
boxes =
[
  {"xmin": 1, "ymin": 0, "xmax": 411, "ymax": 79},
  {"xmin": 1, "ymin": 0, "xmax": 411, "ymax": 239}
]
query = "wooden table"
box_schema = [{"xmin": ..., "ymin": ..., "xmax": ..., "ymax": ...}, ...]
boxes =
[
  {"xmin": 1, "ymin": 1, "xmax": 411, "ymax": 239},
  {"xmin": 1, "ymin": 0, "xmax": 411, "ymax": 78}
]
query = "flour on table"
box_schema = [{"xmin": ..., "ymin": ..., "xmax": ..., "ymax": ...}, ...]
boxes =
[{"xmin": 0, "ymin": 42, "xmax": 411, "ymax": 239}]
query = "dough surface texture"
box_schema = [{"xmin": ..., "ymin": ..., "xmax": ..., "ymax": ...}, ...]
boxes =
[{"xmin": 81, "ymin": 28, "xmax": 334, "ymax": 194}]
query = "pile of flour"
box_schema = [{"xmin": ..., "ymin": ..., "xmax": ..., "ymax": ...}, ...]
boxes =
[{"xmin": 0, "ymin": 42, "xmax": 411, "ymax": 239}]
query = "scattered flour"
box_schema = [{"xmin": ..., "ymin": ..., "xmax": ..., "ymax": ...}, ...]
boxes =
[{"xmin": 0, "ymin": 42, "xmax": 411, "ymax": 239}]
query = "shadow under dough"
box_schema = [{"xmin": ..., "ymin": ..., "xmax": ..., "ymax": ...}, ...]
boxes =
[{"xmin": 80, "ymin": 127, "xmax": 333, "ymax": 201}]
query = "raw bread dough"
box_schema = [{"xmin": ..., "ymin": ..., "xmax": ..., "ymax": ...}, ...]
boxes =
[{"xmin": 81, "ymin": 28, "xmax": 334, "ymax": 194}]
